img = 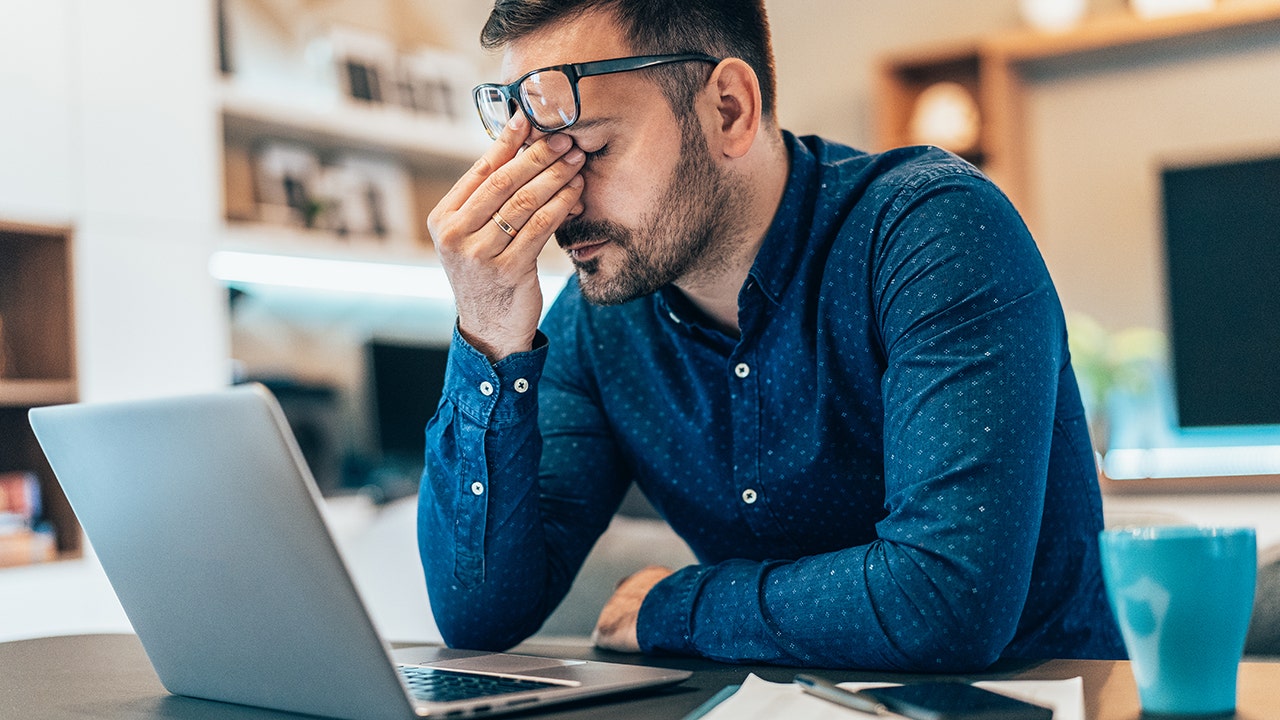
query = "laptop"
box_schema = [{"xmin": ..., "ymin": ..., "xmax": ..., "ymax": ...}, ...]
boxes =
[{"xmin": 28, "ymin": 384, "xmax": 690, "ymax": 719}]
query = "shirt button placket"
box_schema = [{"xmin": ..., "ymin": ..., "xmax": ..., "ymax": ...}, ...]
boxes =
[{"xmin": 732, "ymin": 357, "xmax": 766, "ymax": 534}]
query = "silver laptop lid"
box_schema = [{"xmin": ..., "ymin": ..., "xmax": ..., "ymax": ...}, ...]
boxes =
[{"xmin": 29, "ymin": 384, "xmax": 417, "ymax": 720}]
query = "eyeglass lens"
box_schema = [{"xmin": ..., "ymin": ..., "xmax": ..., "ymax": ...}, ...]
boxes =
[
  {"xmin": 477, "ymin": 69, "xmax": 579, "ymax": 138},
  {"xmin": 475, "ymin": 86, "xmax": 514, "ymax": 138},
  {"xmin": 520, "ymin": 71, "xmax": 577, "ymax": 130}
]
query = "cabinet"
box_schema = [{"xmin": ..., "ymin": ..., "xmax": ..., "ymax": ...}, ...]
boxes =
[
  {"xmin": 875, "ymin": 2, "xmax": 1280, "ymax": 222},
  {"xmin": 0, "ymin": 222, "xmax": 79, "ymax": 564}
]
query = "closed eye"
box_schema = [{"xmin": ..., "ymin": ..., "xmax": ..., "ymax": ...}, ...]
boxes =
[{"xmin": 584, "ymin": 145, "xmax": 609, "ymax": 162}]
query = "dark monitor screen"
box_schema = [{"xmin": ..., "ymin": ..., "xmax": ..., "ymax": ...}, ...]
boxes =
[
  {"xmin": 1162, "ymin": 154, "xmax": 1280, "ymax": 428},
  {"xmin": 367, "ymin": 340, "xmax": 449, "ymax": 461}
]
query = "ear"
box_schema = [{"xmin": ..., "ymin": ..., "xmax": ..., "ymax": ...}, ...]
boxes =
[{"xmin": 704, "ymin": 58, "xmax": 761, "ymax": 160}]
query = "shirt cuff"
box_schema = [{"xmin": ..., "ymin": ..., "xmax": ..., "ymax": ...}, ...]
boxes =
[
  {"xmin": 444, "ymin": 324, "xmax": 548, "ymax": 427},
  {"xmin": 636, "ymin": 564, "xmax": 713, "ymax": 656}
]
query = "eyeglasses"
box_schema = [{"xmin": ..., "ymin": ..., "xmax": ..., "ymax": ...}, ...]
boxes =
[{"xmin": 472, "ymin": 53, "xmax": 721, "ymax": 140}]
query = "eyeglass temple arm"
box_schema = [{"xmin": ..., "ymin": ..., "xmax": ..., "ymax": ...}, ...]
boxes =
[{"xmin": 571, "ymin": 53, "xmax": 721, "ymax": 80}]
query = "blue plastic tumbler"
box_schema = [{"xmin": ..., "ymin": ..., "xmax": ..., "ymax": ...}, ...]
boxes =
[{"xmin": 1099, "ymin": 526, "xmax": 1256, "ymax": 716}]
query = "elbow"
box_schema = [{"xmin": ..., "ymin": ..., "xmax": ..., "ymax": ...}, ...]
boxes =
[
  {"xmin": 892, "ymin": 636, "xmax": 1005, "ymax": 674},
  {"xmin": 435, "ymin": 615, "xmax": 536, "ymax": 653},
  {"xmin": 885, "ymin": 616, "xmax": 1013, "ymax": 673},
  {"xmin": 428, "ymin": 585, "xmax": 548, "ymax": 653},
  {"xmin": 439, "ymin": 627, "xmax": 520, "ymax": 654}
]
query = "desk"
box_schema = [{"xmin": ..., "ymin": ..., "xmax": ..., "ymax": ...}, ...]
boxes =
[{"xmin": 2, "ymin": 634, "xmax": 1278, "ymax": 719}]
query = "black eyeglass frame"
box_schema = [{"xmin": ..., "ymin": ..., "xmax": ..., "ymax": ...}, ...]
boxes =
[{"xmin": 472, "ymin": 53, "xmax": 722, "ymax": 139}]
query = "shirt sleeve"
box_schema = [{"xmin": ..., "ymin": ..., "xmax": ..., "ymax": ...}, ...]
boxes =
[
  {"xmin": 418, "ymin": 312, "xmax": 631, "ymax": 650},
  {"xmin": 637, "ymin": 165, "xmax": 1068, "ymax": 671}
]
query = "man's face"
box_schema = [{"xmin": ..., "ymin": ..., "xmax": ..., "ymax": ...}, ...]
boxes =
[{"xmin": 502, "ymin": 11, "xmax": 745, "ymax": 305}]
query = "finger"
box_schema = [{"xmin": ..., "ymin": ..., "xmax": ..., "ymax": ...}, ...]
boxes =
[
  {"xmin": 502, "ymin": 173, "xmax": 585, "ymax": 259},
  {"xmin": 468, "ymin": 143, "xmax": 582, "ymax": 254},
  {"xmin": 493, "ymin": 147, "xmax": 584, "ymax": 239},
  {"xmin": 459, "ymin": 133, "xmax": 577, "ymax": 230},
  {"xmin": 437, "ymin": 112, "xmax": 531, "ymax": 214}
]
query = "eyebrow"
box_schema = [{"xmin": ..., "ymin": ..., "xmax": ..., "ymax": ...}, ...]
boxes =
[{"xmin": 569, "ymin": 117, "xmax": 615, "ymax": 133}]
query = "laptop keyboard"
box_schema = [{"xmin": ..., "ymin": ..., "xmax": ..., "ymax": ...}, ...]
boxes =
[{"xmin": 397, "ymin": 666, "xmax": 558, "ymax": 703}]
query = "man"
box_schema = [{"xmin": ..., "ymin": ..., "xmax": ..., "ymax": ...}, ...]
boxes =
[{"xmin": 420, "ymin": 0, "xmax": 1124, "ymax": 670}]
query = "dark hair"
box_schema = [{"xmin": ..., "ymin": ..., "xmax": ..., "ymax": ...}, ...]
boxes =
[{"xmin": 480, "ymin": 0, "xmax": 777, "ymax": 121}]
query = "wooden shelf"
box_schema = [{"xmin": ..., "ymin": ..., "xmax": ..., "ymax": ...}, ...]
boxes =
[
  {"xmin": 0, "ymin": 380, "xmax": 78, "ymax": 409},
  {"xmin": 987, "ymin": 2, "xmax": 1280, "ymax": 61},
  {"xmin": 875, "ymin": 3, "xmax": 1280, "ymax": 220},
  {"xmin": 0, "ymin": 222, "xmax": 79, "ymax": 565}
]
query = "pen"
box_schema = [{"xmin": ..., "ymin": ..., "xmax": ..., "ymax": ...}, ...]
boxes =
[{"xmin": 794, "ymin": 673, "xmax": 894, "ymax": 716}]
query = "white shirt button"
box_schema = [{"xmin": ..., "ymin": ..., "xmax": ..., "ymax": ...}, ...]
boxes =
[
  {"xmin": 479, "ymin": 381, "xmax": 494, "ymax": 396},
  {"xmin": 471, "ymin": 482, "xmax": 485, "ymax": 496},
  {"xmin": 742, "ymin": 488, "xmax": 758, "ymax": 504},
  {"xmin": 513, "ymin": 378, "xmax": 529, "ymax": 393},
  {"xmin": 734, "ymin": 363, "xmax": 751, "ymax": 378}
]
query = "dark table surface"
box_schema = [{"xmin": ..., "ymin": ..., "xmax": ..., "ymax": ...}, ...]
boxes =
[{"xmin": 3, "ymin": 633, "xmax": 1278, "ymax": 719}]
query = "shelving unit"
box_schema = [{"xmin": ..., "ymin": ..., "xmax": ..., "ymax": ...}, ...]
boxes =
[
  {"xmin": 214, "ymin": 0, "xmax": 499, "ymax": 276},
  {"xmin": 219, "ymin": 79, "xmax": 489, "ymax": 171},
  {"xmin": 219, "ymin": 81, "xmax": 486, "ymax": 254},
  {"xmin": 0, "ymin": 221, "xmax": 80, "ymax": 564},
  {"xmin": 874, "ymin": 41, "xmax": 986, "ymax": 166},
  {"xmin": 875, "ymin": 2, "xmax": 1280, "ymax": 221}
]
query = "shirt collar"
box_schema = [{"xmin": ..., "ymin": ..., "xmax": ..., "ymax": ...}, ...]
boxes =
[
  {"xmin": 746, "ymin": 131, "xmax": 819, "ymax": 307},
  {"xmin": 653, "ymin": 131, "xmax": 819, "ymax": 328}
]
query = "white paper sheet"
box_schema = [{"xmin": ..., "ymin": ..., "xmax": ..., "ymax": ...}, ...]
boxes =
[{"xmin": 692, "ymin": 673, "xmax": 1083, "ymax": 720}]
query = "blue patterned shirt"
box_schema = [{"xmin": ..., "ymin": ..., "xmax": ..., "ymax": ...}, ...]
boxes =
[{"xmin": 419, "ymin": 132, "xmax": 1124, "ymax": 670}]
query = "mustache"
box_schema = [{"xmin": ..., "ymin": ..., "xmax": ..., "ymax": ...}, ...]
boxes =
[{"xmin": 556, "ymin": 217, "xmax": 631, "ymax": 249}]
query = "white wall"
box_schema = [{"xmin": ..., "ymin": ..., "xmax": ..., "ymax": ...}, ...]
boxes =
[
  {"xmin": 71, "ymin": 1, "xmax": 230, "ymax": 400},
  {"xmin": 1, "ymin": 0, "xmax": 230, "ymax": 401},
  {"xmin": 0, "ymin": 1, "xmax": 76, "ymax": 225}
]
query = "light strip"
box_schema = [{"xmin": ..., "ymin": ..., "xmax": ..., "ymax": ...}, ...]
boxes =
[
  {"xmin": 1104, "ymin": 445, "xmax": 1280, "ymax": 479},
  {"xmin": 210, "ymin": 250, "xmax": 454, "ymax": 300},
  {"xmin": 209, "ymin": 250, "xmax": 568, "ymax": 303}
]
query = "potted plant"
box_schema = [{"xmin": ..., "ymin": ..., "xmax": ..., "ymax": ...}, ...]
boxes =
[{"xmin": 1066, "ymin": 312, "xmax": 1167, "ymax": 459}]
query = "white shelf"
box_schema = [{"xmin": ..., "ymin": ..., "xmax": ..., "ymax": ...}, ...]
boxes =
[
  {"xmin": 218, "ymin": 79, "xmax": 490, "ymax": 171},
  {"xmin": 220, "ymin": 221, "xmax": 436, "ymax": 265}
]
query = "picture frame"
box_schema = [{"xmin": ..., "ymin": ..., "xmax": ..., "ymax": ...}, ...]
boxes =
[
  {"xmin": 324, "ymin": 154, "xmax": 415, "ymax": 246},
  {"xmin": 396, "ymin": 49, "xmax": 478, "ymax": 123},
  {"xmin": 328, "ymin": 26, "xmax": 399, "ymax": 105},
  {"xmin": 253, "ymin": 141, "xmax": 322, "ymax": 227}
]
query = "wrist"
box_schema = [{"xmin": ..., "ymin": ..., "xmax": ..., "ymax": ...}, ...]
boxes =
[{"xmin": 457, "ymin": 321, "xmax": 536, "ymax": 364}]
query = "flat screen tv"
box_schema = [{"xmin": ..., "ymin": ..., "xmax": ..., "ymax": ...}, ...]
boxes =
[
  {"xmin": 1161, "ymin": 153, "xmax": 1280, "ymax": 429},
  {"xmin": 367, "ymin": 340, "xmax": 449, "ymax": 463}
]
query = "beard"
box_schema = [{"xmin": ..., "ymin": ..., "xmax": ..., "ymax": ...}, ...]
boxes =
[{"xmin": 554, "ymin": 123, "xmax": 747, "ymax": 306}]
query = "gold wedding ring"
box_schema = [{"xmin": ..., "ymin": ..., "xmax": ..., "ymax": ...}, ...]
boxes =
[{"xmin": 491, "ymin": 212, "xmax": 519, "ymax": 238}]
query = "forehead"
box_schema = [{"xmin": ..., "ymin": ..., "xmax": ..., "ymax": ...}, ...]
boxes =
[{"xmin": 499, "ymin": 9, "xmax": 633, "ymax": 82}]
